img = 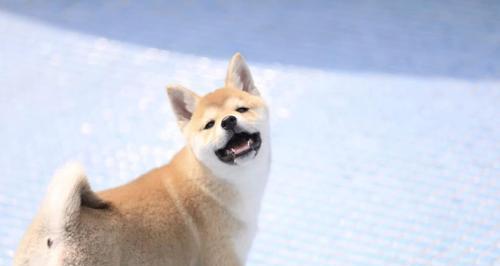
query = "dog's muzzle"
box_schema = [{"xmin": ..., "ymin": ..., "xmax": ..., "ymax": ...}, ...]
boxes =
[{"xmin": 215, "ymin": 131, "xmax": 262, "ymax": 164}]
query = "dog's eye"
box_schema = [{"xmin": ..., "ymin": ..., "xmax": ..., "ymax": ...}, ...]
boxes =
[
  {"xmin": 204, "ymin": 120, "xmax": 215, "ymax": 130},
  {"xmin": 47, "ymin": 238, "xmax": 53, "ymax": 248},
  {"xmin": 236, "ymin": 107, "xmax": 249, "ymax": 113}
]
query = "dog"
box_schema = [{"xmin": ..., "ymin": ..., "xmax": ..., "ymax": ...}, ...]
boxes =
[{"xmin": 14, "ymin": 53, "xmax": 271, "ymax": 266}]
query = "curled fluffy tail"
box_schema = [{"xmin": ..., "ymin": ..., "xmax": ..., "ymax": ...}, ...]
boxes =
[{"xmin": 44, "ymin": 162, "xmax": 108, "ymax": 230}]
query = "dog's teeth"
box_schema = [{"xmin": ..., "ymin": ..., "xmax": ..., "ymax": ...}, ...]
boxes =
[{"xmin": 231, "ymin": 142, "xmax": 251, "ymax": 155}]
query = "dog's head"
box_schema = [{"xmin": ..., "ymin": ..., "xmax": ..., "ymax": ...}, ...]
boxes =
[{"xmin": 167, "ymin": 53, "xmax": 269, "ymax": 172}]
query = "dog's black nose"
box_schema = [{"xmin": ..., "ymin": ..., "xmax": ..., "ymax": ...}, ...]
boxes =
[{"xmin": 221, "ymin": 115, "xmax": 237, "ymax": 130}]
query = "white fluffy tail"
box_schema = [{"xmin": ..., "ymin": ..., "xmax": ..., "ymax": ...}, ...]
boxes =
[{"xmin": 44, "ymin": 162, "xmax": 107, "ymax": 230}]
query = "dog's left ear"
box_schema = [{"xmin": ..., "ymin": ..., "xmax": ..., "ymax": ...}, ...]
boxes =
[
  {"xmin": 225, "ymin": 53, "xmax": 260, "ymax": 96},
  {"xmin": 166, "ymin": 85, "xmax": 200, "ymax": 129}
]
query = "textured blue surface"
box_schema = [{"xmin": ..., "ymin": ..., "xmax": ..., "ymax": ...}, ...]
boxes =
[{"xmin": 1, "ymin": 2, "xmax": 500, "ymax": 266}]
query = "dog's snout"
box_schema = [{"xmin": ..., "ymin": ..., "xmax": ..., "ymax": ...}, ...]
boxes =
[{"xmin": 221, "ymin": 115, "xmax": 237, "ymax": 130}]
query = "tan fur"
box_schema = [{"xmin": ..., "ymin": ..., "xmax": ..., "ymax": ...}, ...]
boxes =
[
  {"xmin": 97, "ymin": 148, "xmax": 243, "ymax": 266},
  {"xmin": 14, "ymin": 53, "xmax": 269, "ymax": 266}
]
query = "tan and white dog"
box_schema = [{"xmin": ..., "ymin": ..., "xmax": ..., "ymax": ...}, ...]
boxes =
[{"xmin": 14, "ymin": 53, "xmax": 271, "ymax": 266}]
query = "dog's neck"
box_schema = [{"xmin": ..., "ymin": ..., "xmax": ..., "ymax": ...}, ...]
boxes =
[
  {"xmin": 169, "ymin": 144, "xmax": 270, "ymax": 262},
  {"xmin": 170, "ymin": 145, "xmax": 270, "ymax": 221}
]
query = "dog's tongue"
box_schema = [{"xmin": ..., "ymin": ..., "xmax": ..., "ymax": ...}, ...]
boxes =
[{"xmin": 230, "ymin": 139, "xmax": 252, "ymax": 155}]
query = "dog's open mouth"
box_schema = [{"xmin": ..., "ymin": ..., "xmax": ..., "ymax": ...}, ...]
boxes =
[{"xmin": 215, "ymin": 132, "xmax": 261, "ymax": 163}]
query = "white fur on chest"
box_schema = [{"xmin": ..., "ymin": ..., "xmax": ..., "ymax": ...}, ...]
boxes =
[
  {"xmin": 213, "ymin": 149, "xmax": 270, "ymax": 263},
  {"xmin": 230, "ymin": 164, "xmax": 269, "ymax": 262}
]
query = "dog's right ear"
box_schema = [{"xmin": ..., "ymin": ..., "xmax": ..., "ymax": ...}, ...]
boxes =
[
  {"xmin": 225, "ymin": 53, "xmax": 259, "ymax": 96},
  {"xmin": 166, "ymin": 85, "xmax": 200, "ymax": 129}
]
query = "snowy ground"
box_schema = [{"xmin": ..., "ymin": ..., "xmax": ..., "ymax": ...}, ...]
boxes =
[{"xmin": 1, "ymin": 2, "xmax": 500, "ymax": 266}]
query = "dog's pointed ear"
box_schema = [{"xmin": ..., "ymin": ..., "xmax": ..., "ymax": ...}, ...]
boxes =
[
  {"xmin": 166, "ymin": 84, "xmax": 200, "ymax": 129},
  {"xmin": 225, "ymin": 53, "xmax": 259, "ymax": 96}
]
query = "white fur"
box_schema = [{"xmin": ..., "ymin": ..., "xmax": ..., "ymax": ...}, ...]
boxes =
[
  {"xmin": 46, "ymin": 245, "xmax": 64, "ymax": 266},
  {"xmin": 227, "ymin": 139, "xmax": 270, "ymax": 262},
  {"xmin": 44, "ymin": 162, "xmax": 87, "ymax": 232}
]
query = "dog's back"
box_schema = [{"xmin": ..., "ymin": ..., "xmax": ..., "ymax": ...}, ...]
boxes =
[{"xmin": 16, "ymin": 150, "xmax": 242, "ymax": 266}]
